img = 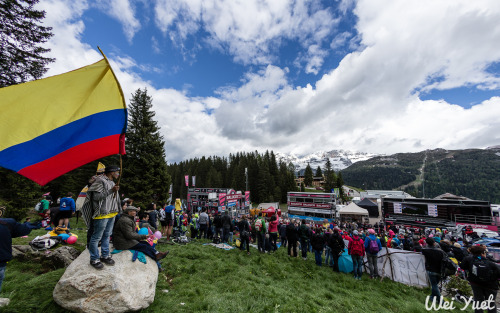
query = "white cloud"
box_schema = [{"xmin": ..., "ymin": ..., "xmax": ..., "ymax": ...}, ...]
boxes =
[
  {"xmin": 95, "ymin": 0, "xmax": 141, "ymax": 43},
  {"xmin": 35, "ymin": 0, "xmax": 500, "ymax": 163},
  {"xmin": 153, "ymin": 0, "xmax": 338, "ymax": 68}
]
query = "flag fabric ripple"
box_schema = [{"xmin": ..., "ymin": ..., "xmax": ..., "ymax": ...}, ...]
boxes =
[{"xmin": 0, "ymin": 58, "xmax": 127, "ymax": 185}]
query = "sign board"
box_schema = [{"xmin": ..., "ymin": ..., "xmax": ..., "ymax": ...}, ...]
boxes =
[
  {"xmin": 393, "ymin": 202, "xmax": 402, "ymax": 214},
  {"xmin": 427, "ymin": 204, "xmax": 438, "ymax": 217},
  {"xmin": 287, "ymin": 201, "xmax": 331, "ymax": 209}
]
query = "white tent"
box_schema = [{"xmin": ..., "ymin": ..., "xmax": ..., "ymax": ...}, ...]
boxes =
[{"xmin": 338, "ymin": 202, "xmax": 369, "ymax": 216}]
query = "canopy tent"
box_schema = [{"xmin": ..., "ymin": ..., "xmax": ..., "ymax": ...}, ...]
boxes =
[
  {"xmin": 338, "ymin": 202, "xmax": 369, "ymax": 216},
  {"xmin": 357, "ymin": 198, "xmax": 379, "ymax": 217}
]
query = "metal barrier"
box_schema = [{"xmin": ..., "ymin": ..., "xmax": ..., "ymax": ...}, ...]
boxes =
[{"xmin": 453, "ymin": 214, "xmax": 497, "ymax": 225}]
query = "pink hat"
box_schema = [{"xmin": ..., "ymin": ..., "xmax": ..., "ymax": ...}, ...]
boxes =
[{"xmin": 368, "ymin": 229, "xmax": 375, "ymax": 235}]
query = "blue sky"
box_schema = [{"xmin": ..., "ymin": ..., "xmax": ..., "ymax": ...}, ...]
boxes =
[{"xmin": 38, "ymin": 0, "xmax": 500, "ymax": 162}]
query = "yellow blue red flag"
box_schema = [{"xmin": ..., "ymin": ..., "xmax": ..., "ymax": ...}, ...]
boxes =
[{"xmin": 0, "ymin": 57, "xmax": 127, "ymax": 185}]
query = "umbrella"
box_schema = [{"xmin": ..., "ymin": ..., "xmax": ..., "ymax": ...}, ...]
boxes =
[{"xmin": 338, "ymin": 249, "xmax": 353, "ymax": 273}]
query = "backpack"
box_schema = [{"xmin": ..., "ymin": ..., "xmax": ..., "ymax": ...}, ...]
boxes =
[
  {"xmin": 34, "ymin": 201, "xmax": 44, "ymax": 212},
  {"xmin": 158, "ymin": 209, "xmax": 166, "ymax": 221},
  {"xmin": 369, "ymin": 237, "xmax": 380, "ymax": 254},
  {"xmin": 29, "ymin": 236, "xmax": 60, "ymax": 250},
  {"xmin": 441, "ymin": 253, "xmax": 458, "ymax": 277},
  {"xmin": 255, "ymin": 218, "xmax": 263, "ymax": 232},
  {"xmin": 351, "ymin": 238, "xmax": 364, "ymax": 256},
  {"xmin": 329, "ymin": 234, "xmax": 344, "ymax": 252},
  {"xmin": 470, "ymin": 257, "xmax": 493, "ymax": 281},
  {"xmin": 213, "ymin": 236, "xmax": 221, "ymax": 244}
]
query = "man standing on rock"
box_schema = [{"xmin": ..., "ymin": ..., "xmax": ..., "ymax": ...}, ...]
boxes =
[
  {"xmin": 87, "ymin": 165, "xmax": 121, "ymax": 269},
  {"xmin": 0, "ymin": 218, "xmax": 32, "ymax": 295}
]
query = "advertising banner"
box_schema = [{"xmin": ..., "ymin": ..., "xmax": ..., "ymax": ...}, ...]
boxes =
[
  {"xmin": 184, "ymin": 175, "xmax": 189, "ymax": 186},
  {"xmin": 219, "ymin": 193, "xmax": 226, "ymax": 206},
  {"xmin": 192, "ymin": 176, "xmax": 196, "ymax": 187}
]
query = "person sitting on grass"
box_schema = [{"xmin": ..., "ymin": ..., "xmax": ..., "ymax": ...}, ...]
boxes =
[
  {"xmin": 113, "ymin": 206, "xmax": 168, "ymax": 263},
  {"xmin": 138, "ymin": 211, "xmax": 156, "ymax": 232}
]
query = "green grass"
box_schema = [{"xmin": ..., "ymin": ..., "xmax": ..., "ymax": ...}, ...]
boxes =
[{"xmin": 1, "ymin": 222, "xmax": 472, "ymax": 312}]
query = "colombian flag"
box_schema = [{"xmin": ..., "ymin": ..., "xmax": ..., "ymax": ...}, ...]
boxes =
[{"xmin": 0, "ymin": 56, "xmax": 127, "ymax": 185}]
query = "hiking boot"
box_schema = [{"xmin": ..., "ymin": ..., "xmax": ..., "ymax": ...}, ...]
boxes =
[
  {"xmin": 100, "ymin": 256, "xmax": 115, "ymax": 266},
  {"xmin": 90, "ymin": 260, "xmax": 104, "ymax": 269},
  {"xmin": 155, "ymin": 251, "xmax": 170, "ymax": 261}
]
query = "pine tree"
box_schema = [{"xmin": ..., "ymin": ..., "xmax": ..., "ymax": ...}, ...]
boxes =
[
  {"xmin": 304, "ymin": 163, "xmax": 313, "ymax": 187},
  {"xmin": 0, "ymin": 0, "xmax": 55, "ymax": 87},
  {"xmin": 315, "ymin": 166, "xmax": 323, "ymax": 178},
  {"xmin": 323, "ymin": 158, "xmax": 336, "ymax": 193},
  {"xmin": 122, "ymin": 88, "xmax": 171, "ymax": 207}
]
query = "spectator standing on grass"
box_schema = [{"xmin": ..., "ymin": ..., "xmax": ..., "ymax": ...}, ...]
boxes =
[
  {"xmin": 214, "ymin": 212, "xmax": 223, "ymax": 240},
  {"xmin": 0, "ymin": 218, "xmax": 32, "ymax": 294},
  {"xmin": 238, "ymin": 216, "xmax": 251, "ymax": 255},
  {"xmin": 348, "ymin": 230, "xmax": 365, "ymax": 280},
  {"xmin": 421, "ymin": 237, "xmax": 445, "ymax": 302},
  {"xmin": 329, "ymin": 227, "xmax": 344, "ymax": 272},
  {"xmin": 460, "ymin": 245, "xmax": 500, "ymax": 313},
  {"xmin": 279, "ymin": 221, "xmax": 287, "ymax": 248},
  {"xmin": 311, "ymin": 227, "xmax": 326, "ymax": 266},
  {"xmin": 286, "ymin": 219, "xmax": 298, "ymax": 257},
  {"xmin": 268, "ymin": 214, "xmax": 279, "ymax": 252},
  {"xmin": 324, "ymin": 228, "xmax": 334, "ymax": 267},
  {"xmin": 364, "ymin": 229, "xmax": 382, "ymax": 279},
  {"xmin": 222, "ymin": 211, "xmax": 232, "ymax": 243},
  {"xmin": 255, "ymin": 213, "xmax": 267, "ymax": 253},
  {"xmin": 197, "ymin": 208, "xmax": 209, "ymax": 239},
  {"xmin": 298, "ymin": 220, "xmax": 310, "ymax": 260},
  {"xmin": 58, "ymin": 192, "xmax": 75, "ymax": 228}
]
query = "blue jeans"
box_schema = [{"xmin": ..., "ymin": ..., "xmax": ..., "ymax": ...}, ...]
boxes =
[
  {"xmin": 0, "ymin": 264, "xmax": 6, "ymax": 293},
  {"xmin": 427, "ymin": 271, "xmax": 441, "ymax": 302},
  {"xmin": 89, "ymin": 217, "xmax": 115, "ymax": 261},
  {"xmin": 325, "ymin": 246, "xmax": 334, "ymax": 266},
  {"xmin": 352, "ymin": 255, "xmax": 363, "ymax": 278},
  {"xmin": 314, "ymin": 249, "xmax": 323, "ymax": 266}
]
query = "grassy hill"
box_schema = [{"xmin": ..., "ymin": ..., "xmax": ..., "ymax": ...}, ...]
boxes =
[
  {"xmin": 0, "ymin": 219, "xmax": 472, "ymax": 312},
  {"xmin": 341, "ymin": 147, "xmax": 500, "ymax": 203}
]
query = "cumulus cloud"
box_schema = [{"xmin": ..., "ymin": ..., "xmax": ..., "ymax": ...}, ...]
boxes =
[
  {"xmin": 153, "ymin": 0, "xmax": 338, "ymax": 69},
  {"xmin": 95, "ymin": 0, "xmax": 141, "ymax": 43},
  {"xmin": 35, "ymin": 0, "xmax": 500, "ymax": 163}
]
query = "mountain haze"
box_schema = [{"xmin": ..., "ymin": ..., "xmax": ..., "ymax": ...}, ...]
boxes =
[
  {"xmin": 276, "ymin": 150, "xmax": 378, "ymax": 174},
  {"xmin": 340, "ymin": 147, "xmax": 500, "ymax": 203}
]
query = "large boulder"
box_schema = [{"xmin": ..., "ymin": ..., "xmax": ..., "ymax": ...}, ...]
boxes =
[{"xmin": 53, "ymin": 248, "xmax": 158, "ymax": 313}]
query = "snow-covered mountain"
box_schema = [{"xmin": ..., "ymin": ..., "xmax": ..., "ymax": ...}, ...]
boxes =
[{"xmin": 276, "ymin": 150, "xmax": 379, "ymax": 174}]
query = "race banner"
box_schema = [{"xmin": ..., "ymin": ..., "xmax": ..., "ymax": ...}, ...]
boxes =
[
  {"xmin": 184, "ymin": 175, "xmax": 189, "ymax": 186},
  {"xmin": 192, "ymin": 176, "xmax": 196, "ymax": 187},
  {"xmin": 219, "ymin": 193, "xmax": 226, "ymax": 206}
]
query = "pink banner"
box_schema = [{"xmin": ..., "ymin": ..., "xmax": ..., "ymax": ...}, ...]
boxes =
[
  {"xmin": 184, "ymin": 175, "xmax": 189, "ymax": 186},
  {"xmin": 219, "ymin": 193, "xmax": 226, "ymax": 205},
  {"xmin": 245, "ymin": 191, "xmax": 250, "ymax": 202}
]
